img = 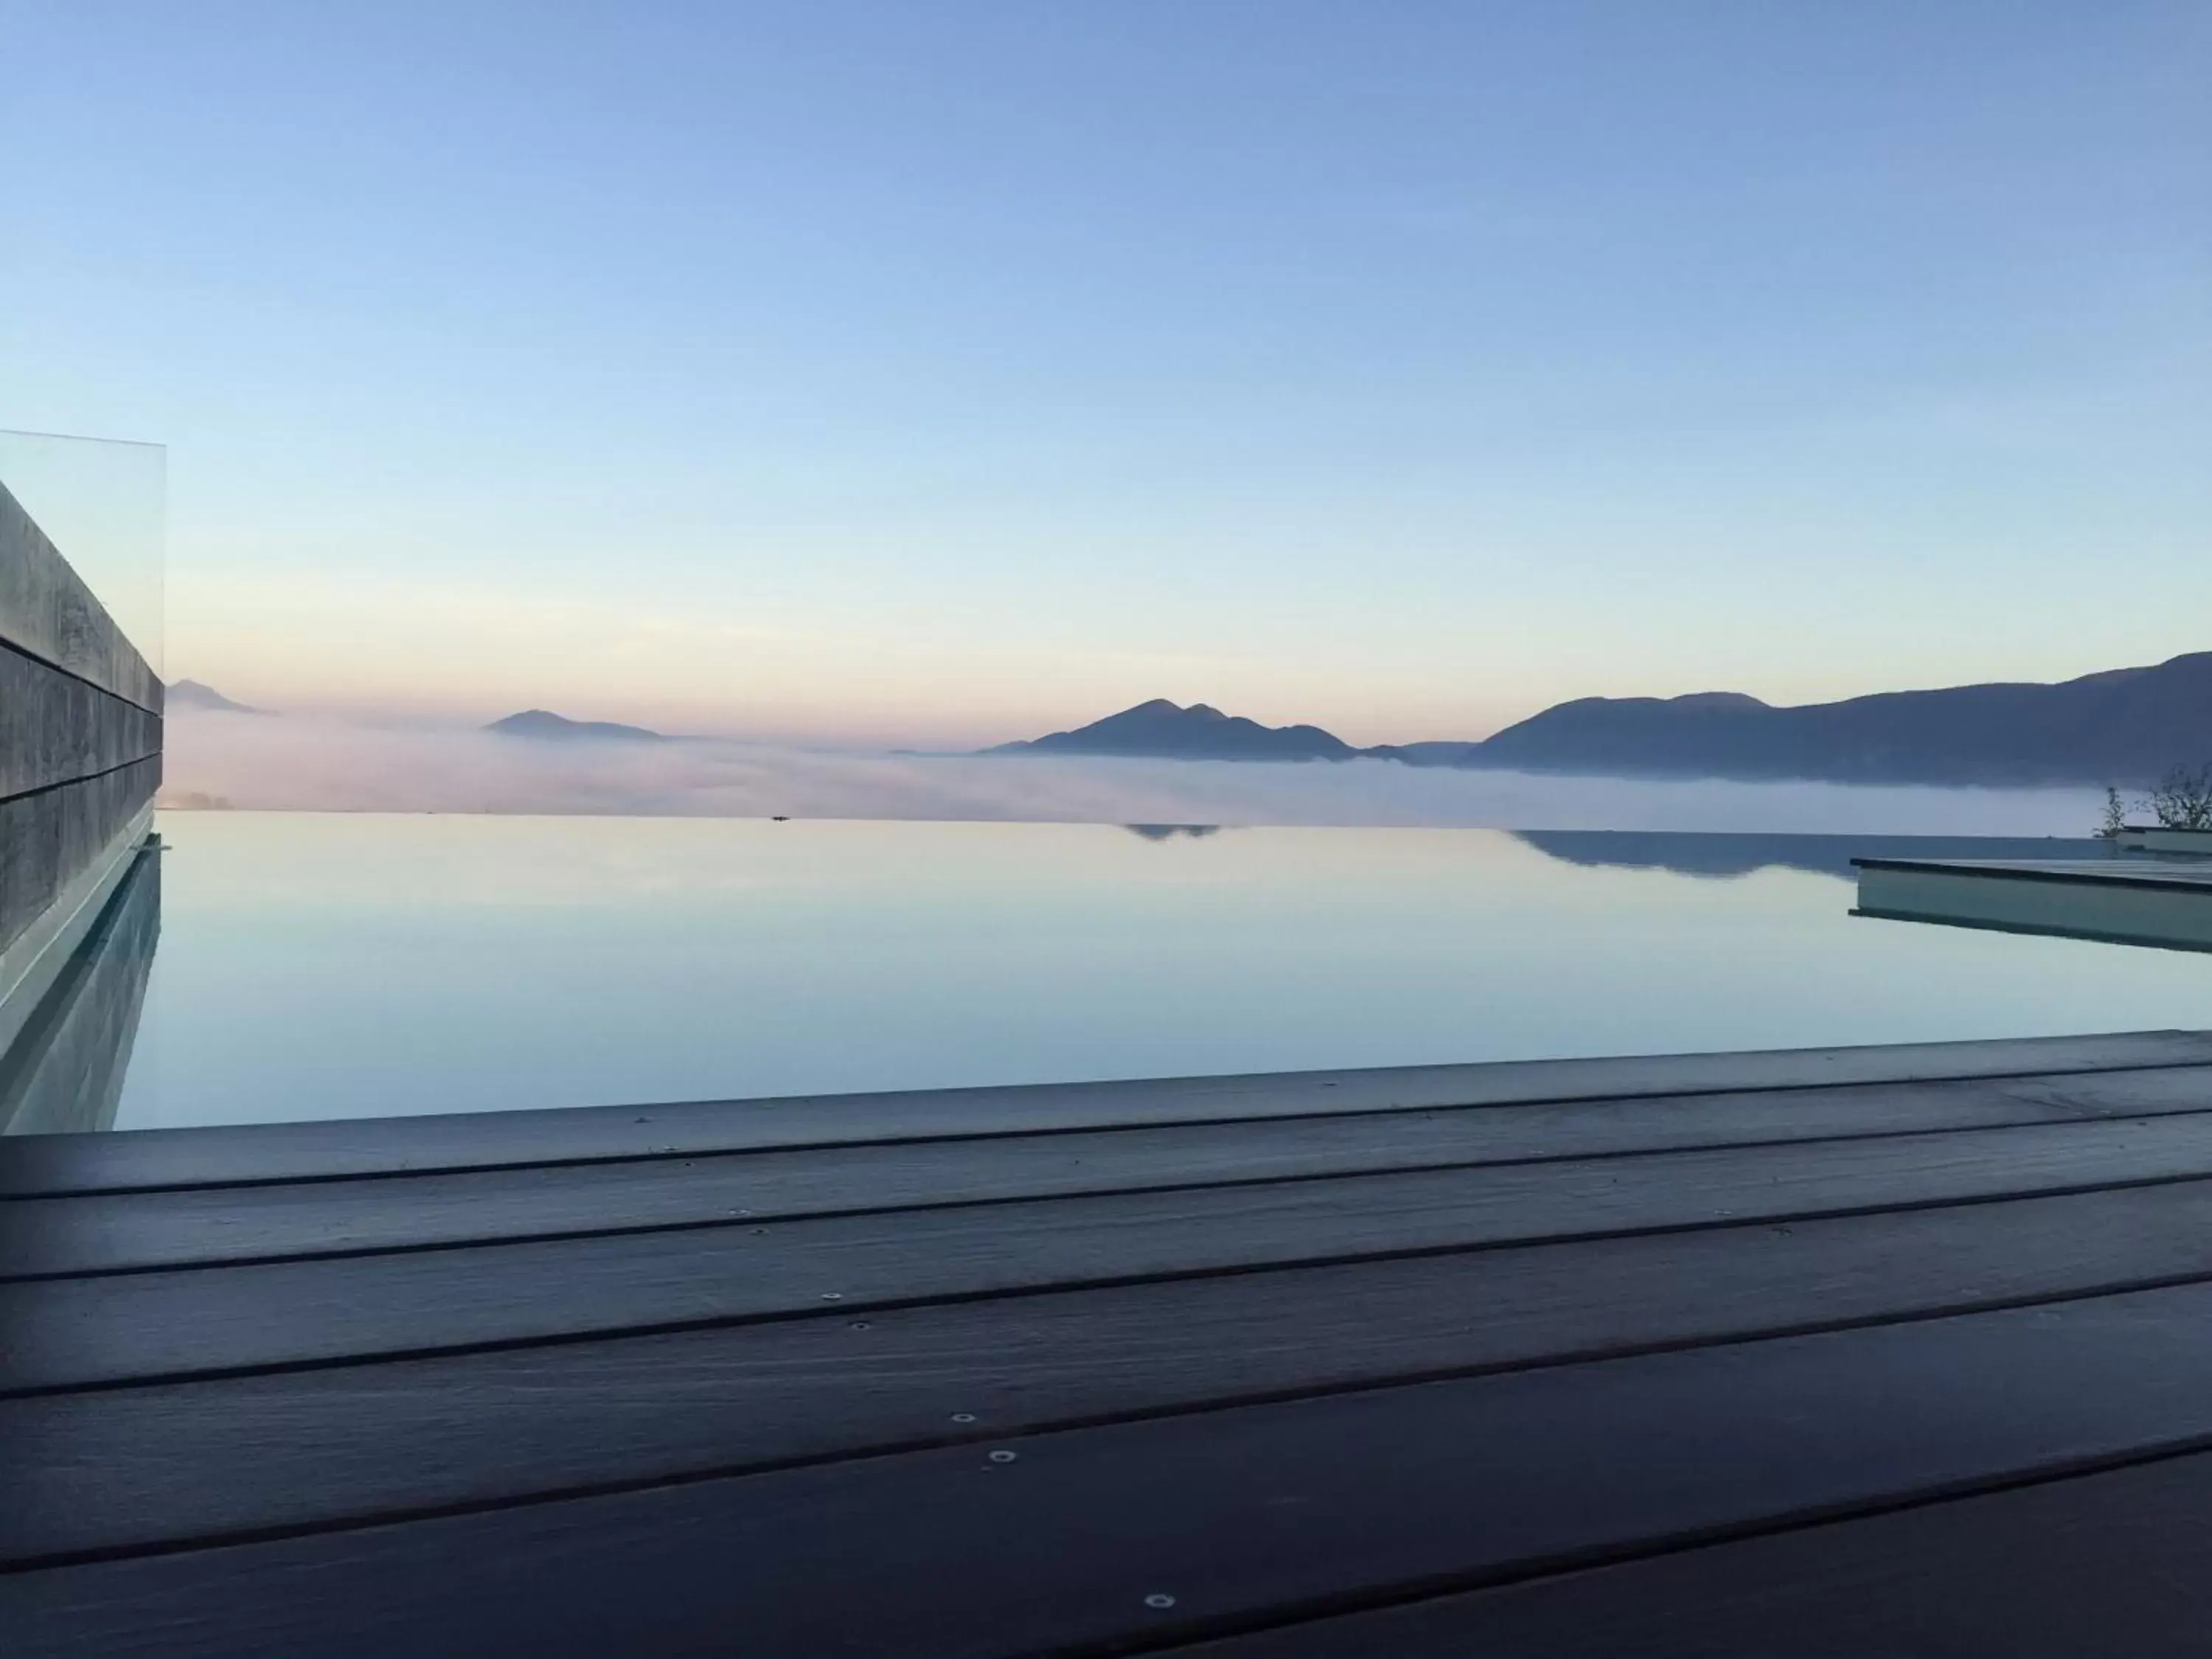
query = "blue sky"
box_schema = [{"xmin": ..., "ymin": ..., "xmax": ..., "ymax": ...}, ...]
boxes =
[{"xmin": 4, "ymin": 1, "xmax": 2205, "ymax": 745}]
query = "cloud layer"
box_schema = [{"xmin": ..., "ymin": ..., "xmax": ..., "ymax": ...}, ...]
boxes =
[{"xmin": 159, "ymin": 709, "xmax": 2106, "ymax": 835}]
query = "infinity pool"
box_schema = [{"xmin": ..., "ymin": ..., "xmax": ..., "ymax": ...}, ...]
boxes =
[{"xmin": 92, "ymin": 813, "xmax": 2211, "ymax": 1130}]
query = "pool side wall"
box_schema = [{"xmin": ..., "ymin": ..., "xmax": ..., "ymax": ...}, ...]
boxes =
[
  {"xmin": 2116, "ymin": 828, "xmax": 2212, "ymax": 856},
  {"xmin": 1855, "ymin": 864, "xmax": 2212, "ymax": 953}
]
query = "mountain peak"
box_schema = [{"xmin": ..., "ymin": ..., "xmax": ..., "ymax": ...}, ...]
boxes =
[
  {"xmin": 484, "ymin": 709, "xmax": 669, "ymax": 742},
  {"xmin": 1667, "ymin": 692, "xmax": 1769, "ymax": 710},
  {"xmin": 988, "ymin": 699, "xmax": 1357, "ymax": 762},
  {"xmin": 167, "ymin": 678, "xmax": 260, "ymax": 714}
]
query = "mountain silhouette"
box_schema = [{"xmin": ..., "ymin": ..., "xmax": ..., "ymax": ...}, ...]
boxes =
[
  {"xmin": 992, "ymin": 653, "xmax": 2211, "ymax": 785},
  {"xmin": 991, "ymin": 699, "xmax": 1357, "ymax": 762},
  {"xmin": 485, "ymin": 709, "xmax": 669, "ymax": 743},
  {"xmin": 167, "ymin": 678, "xmax": 261, "ymax": 714},
  {"xmin": 1449, "ymin": 653, "xmax": 2212, "ymax": 785}
]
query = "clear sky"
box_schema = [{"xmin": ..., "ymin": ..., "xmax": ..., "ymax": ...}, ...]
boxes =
[{"xmin": 4, "ymin": 1, "xmax": 2205, "ymax": 746}]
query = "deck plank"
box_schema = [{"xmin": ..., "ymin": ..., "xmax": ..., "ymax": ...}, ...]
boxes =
[
  {"xmin": 18, "ymin": 1111, "xmax": 2212, "ymax": 1394},
  {"xmin": 5, "ymin": 1029, "xmax": 2206, "ymax": 1195},
  {"xmin": 14, "ymin": 1068, "xmax": 2212, "ymax": 1277},
  {"xmin": 15, "ymin": 1284, "xmax": 2212, "ymax": 1658},
  {"xmin": 15, "ymin": 1180, "xmax": 2212, "ymax": 1565},
  {"xmin": 1181, "ymin": 1453, "xmax": 2212, "ymax": 1657}
]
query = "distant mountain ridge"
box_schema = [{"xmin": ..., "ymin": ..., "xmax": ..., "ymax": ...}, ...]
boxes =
[
  {"xmin": 485, "ymin": 709, "xmax": 670, "ymax": 743},
  {"xmin": 992, "ymin": 653, "xmax": 2212, "ymax": 785},
  {"xmin": 1450, "ymin": 653, "xmax": 2212, "ymax": 785}
]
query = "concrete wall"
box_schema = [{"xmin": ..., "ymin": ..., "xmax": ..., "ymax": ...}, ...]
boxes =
[
  {"xmin": 0, "ymin": 644, "xmax": 164, "ymax": 800},
  {"xmin": 0, "ymin": 755, "xmax": 162, "ymax": 961},
  {"xmin": 0, "ymin": 477, "xmax": 164, "ymax": 712},
  {"xmin": 1, "ymin": 474, "xmax": 164, "ymax": 1120},
  {"xmin": 0, "ymin": 478, "xmax": 162, "ymax": 974}
]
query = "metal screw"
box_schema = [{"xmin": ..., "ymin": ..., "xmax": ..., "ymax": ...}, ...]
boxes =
[
  {"xmin": 820, "ymin": 1292, "xmax": 843, "ymax": 1301},
  {"xmin": 849, "ymin": 1321, "xmax": 871, "ymax": 1331},
  {"xmin": 950, "ymin": 1412, "xmax": 976, "ymax": 1424},
  {"xmin": 1144, "ymin": 1593, "xmax": 1176, "ymax": 1610},
  {"xmin": 987, "ymin": 1450, "xmax": 1018, "ymax": 1464}
]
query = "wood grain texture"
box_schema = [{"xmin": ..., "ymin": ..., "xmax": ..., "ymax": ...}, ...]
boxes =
[
  {"xmin": 15, "ymin": 1179, "xmax": 2212, "ymax": 1565},
  {"xmin": 4, "ymin": 1030, "xmax": 2208, "ymax": 1196},
  {"xmin": 16, "ymin": 1110, "xmax": 2212, "ymax": 1394},
  {"xmin": 16, "ymin": 1068, "xmax": 2212, "ymax": 1277},
  {"xmin": 1181, "ymin": 1453, "xmax": 2212, "ymax": 1658},
  {"xmin": 15, "ymin": 1284, "xmax": 2212, "ymax": 1658}
]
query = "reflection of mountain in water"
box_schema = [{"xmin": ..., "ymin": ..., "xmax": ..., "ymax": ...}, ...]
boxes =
[
  {"xmin": 1124, "ymin": 824, "xmax": 1224, "ymax": 841},
  {"xmin": 0, "ymin": 841, "xmax": 161, "ymax": 1134},
  {"xmin": 1513, "ymin": 830, "xmax": 2121, "ymax": 883}
]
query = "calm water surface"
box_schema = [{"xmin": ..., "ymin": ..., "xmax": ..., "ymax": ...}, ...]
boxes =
[{"xmin": 113, "ymin": 813, "xmax": 2212, "ymax": 1130}]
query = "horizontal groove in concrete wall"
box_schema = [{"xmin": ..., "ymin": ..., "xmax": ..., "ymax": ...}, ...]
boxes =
[
  {"xmin": 0, "ymin": 480, "xmax": 161, "ymax": 715},
  {"xmin": 0, "ymin": 759, "xmax": 161, "ymax": 964},
  {"xmin": 0, "ymin": 647, "xmax": 163, "ymax": 802}
]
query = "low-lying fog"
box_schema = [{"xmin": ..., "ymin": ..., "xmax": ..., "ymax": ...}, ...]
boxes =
[{"xmin": 158, "ymin": 709, "xmax": 2105, "ymax": 835}]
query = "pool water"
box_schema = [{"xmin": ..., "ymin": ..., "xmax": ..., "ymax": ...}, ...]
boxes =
[{"xmin": 106, "ymin": 813, "xmax": 2212, "ymax": 1130}]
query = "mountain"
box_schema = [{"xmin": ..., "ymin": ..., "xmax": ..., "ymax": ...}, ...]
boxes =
[
  {"xmin": 990, "ymin": 699, "xmax": 1357, "ymax": 762},
  {"xmin": 989, "ymin": 653, "xmax": 2211, "ymax": 784},
  {"xmin": 167, "ymin": 678, "xmax": 260, "ymax": 714},
  {"xmin": 484, "ymin": 709, "xmax": 669, "ymax": 743},
  {"xmin": 1459, "ymin": 653, "xmax": 2212, "ymax": 786}
]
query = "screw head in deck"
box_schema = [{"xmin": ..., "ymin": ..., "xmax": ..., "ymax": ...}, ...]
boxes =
[{"xmin": 1144, "ymin": 1594, "xmax": 1176, "ymax": 1610}]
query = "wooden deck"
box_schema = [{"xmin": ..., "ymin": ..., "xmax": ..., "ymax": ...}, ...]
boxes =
[{"xmin": 10, "ymin": 1031, "xmax": 2212, "ymax": 1655}]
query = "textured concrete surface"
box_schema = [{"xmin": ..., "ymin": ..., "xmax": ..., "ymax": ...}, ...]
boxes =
[
  {"xmin": 0, "ymin": 844, "xmax": 158, "ymax": 1135},
  {"xmin": 0, "ymin": 648, "xmax": 162, "ymax": 801},
  {"xmin": 0, "ymin": 758, "xmax": 161, "ymax": 964},
  {"xmin": 1, "ymin": 470, "xmax": 164, "ymax": 999},
  {"xmin": 0, "ymin": 479, "xmax": 161, "ymax": 714}
]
